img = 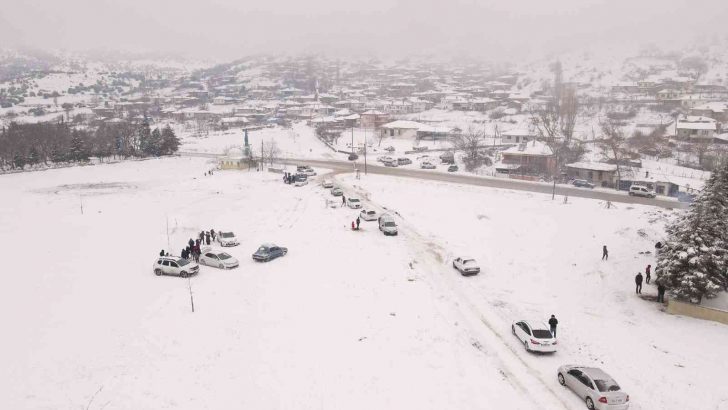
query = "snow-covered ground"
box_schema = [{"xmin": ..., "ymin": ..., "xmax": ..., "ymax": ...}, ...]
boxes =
[{"xmin": 338, "ymin": 174, "xmax": 728, "ymax": 410}]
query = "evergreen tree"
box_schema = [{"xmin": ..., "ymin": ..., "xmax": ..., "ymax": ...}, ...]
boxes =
[
  {"xmin": 68, "ymin": 131, "xmax": 89, "ymax": 162},
  {"xmin": 27, "ymin": 147, "xmax": 40, "ymax": 165},
  {"xmin": 13, "ymin": 153, "xmax": 25, "ymax": 169},
  {"xmin": 160, "ymin": 125, "xmax": 180, "ymax": 155},
  {"xmin": 656, "ymin": 164, "xmax": 728, "ymax": 302},
  {"xmin": 136, "ymin": 121, "xmax": 152, "ymax": 156},
  {"xmin": 147, "ymin": 128, "xmax": 162, "ymax": 156}
]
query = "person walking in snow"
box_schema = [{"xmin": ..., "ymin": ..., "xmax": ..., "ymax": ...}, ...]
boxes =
[
  {"xmin": 195, "ymin": 238, "xmax": 201, "ymax": 249},
  {"xmin": 602, "ymin": 245, "xmax": 609, "ymax": 260},
  {"xmin": 548, "ymin": 315, "xmax": 558, "ymax": 338},
  {"xmin": 356, "ymin": 216, "xmax": 361, "ymax": 230},
  {"xmin": 635, "ymin": 272, "xmax": 643, "ymax": 294},
  {"xmin": 342, "ymin": 195, "xmax": 346, "ymax": 206},
  {"xmin": 210, "ymin": 229, "xmax": 216, "ymax": 241},
  {"xmin": 205, "ymin": 232, "xmax": 211, "ymax": 245},
  {"xmin": 351, "ymin": 221, "xmax": 356, "ymax": 230},
  {"xmin": 657, "ymin": 283, "xmax": 666, "ymax": 303},
  {"xmin": 159, "ymin": 249, "xmax": 165, "ymax": 257},
  {"xmin": 645, "ymin": 264, "xmax": 652, "ymax": 284},
  {"xmin": 199, "ymin": 231, "xmax": 205, "ymax": 243},
  {"xmin": 188, "ymin": 238, "xmax": 195, "ymax": 249},
  {"xmin": 181, "ymin": 248, "xmax": 187, "ymax": 259}
]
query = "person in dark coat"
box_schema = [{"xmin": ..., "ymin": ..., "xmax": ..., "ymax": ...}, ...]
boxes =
[
  {"xmin": 548, "ymin": 315, "xmax": 558, "ymax": 337},
  {"xmin": 657, "ymin": 283, "xmax": 666, "ymax": 303},
  {"xmin": 181, "ymin": 248, "xmax": 187, "ymax": 259},
  {"xmin": 211, "ymin": 229, "xmax": 216, "ymax": 241},
  {"xmin": 205, "ymin": 232, "xmax": 211, "ymax": 245},
  {"xmin": 635, "ymin": 272, "xmax": 643, "ymax": 294},
  {"xmin": 356, "ymin": 217, "xmax": 361, "ymax": 229},
  {"xmin": 602, "ymin": 245, "xmax": 608, "ymax": 260},
  {"xmin": 188, "ymin": 238, "xmax": 195, "ymax": 249},
  {"xmin": 342, "ymin": 195, "xmax": 346, "ymax": 206},
  {"xmin": 195, "ymin": 239, "xmax": 201, "ymax": 248},
  {"xmin": 645, "ymin": 264, "xmax": 652, "ymax": 284},
  {"xmin": 199, "ymin": 231, "xmax": 205, "ymax": 242},
  {"xmin": 159, "ymin": 249, "xmax": 165, "ymax": 256}
]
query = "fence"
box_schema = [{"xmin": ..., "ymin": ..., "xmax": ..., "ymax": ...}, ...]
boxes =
[{"xmin": 666, "ymin": 298, "xmax": 728, "ymax": 325}]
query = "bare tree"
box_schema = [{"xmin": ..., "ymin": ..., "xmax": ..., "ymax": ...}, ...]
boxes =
[
  {"xmin": 598, "ymin": 119, "xmax": 629, "ymax": 188},
  {"xmin": 452, "ymin": 127, "xmax": 486, "ymax": 171},
  {"xmin": 266, "ymin": 140, "xmax": 281, "ymax": 166}
]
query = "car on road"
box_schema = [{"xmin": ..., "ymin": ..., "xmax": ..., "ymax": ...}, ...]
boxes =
[
  {"xmin": 378, "ymin": 213, "xmax": 398, "ymax": 236},
  {"xmin": 557, "ymin": 366, "xmax": 630, "ymax": 410},
  {"xmin": 420, "ymin": 161, "xmax": 436, "ymax": 169},
  {"xmin": 252, "ymin": 243, "xmax": 288, "ymax": 262},
  {"xmin": 322, "ymin": 179, "xmax": 334, "ymax": 188},
  {"xmin": 511, "ymin": 321, "xmax": 557, "ymax": 352},
  {"xmin": 360, "ymin": 209, "xmax": 377, "ymax": 221},
  {"xmin": 397, "ymin": 157, "xmax": 412, "ymax": 165},
  {"xmin": 216, "ymin": 231, "xmax": 239, "ymax": 247},
  {"xmin": 348, "ymin": 153, "xmax": 359, "ymax": 161},
  {"xmin": 383, "ymin": 159, "xmax": 399, "ymax": 167},
  {"xmin": 199, "ymin": 248, "xmax": 239, "ymax": 269},
  {"xmin": 153, "ymin": 256, "xmax": 199, "ymax": 278},
  {"xmin": 412, "ymin": 146, "xmax": 428, "ymax": 152},
  {"xmin": 447, "ymin": 164, "xmax": 459, "ymax": 172},
  {"xmin": 331, "ymin": 187, "xmax": 343, "ymax": 196},
  {"xmin": 573, "ymin": 179, "xmax": 596, "ymax": 189},
  {"xmin": 452, "ymin": 257, "xmax": 480, "ymax": 276},
  {"xmin": 377, "ymin": 155, "xmax": 394, "ymax": 163},
  {"xmin": 294, "ymin": 175, "xmax": 309, "ymax": 186},
  {"xmin": 628, "ymin": 185, "xmax": 656, "ymax": 198},
  {"xmin": 346, "ymin": 197, "xmax": 362, "ymax": 209}
]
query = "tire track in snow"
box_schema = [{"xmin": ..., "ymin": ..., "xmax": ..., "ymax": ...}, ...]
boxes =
[{"xmin": 333, "ymin": 174, "xmax": 572, "ymax": 410}]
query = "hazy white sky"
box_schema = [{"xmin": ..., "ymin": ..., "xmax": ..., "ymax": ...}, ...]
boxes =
[{"xmin": 1, "ymin": 0, "xmax": 726, "ymax": 61}]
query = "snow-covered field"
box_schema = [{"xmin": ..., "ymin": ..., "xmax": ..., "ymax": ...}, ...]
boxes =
[{"xmin": 2, "ymin": 152, "xmax": 727, "ymax": 409}]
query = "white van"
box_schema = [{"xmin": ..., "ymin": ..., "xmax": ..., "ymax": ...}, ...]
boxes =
[
  {"xmin": 629, "ymin": 185, "xmax": 656, "ymax": 198},
  {"xmin": 378, "ymin": 214, "xmax": 398, "ymax": 236}
]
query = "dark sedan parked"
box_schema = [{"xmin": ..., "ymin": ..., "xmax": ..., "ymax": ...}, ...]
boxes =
[
  {"xmin": 252, "ymin": 243, "xmax": 288, "ymax": 262},
  {"xmin": 572, "ymin": 179, "xmax": 596, "ymax": 189}
]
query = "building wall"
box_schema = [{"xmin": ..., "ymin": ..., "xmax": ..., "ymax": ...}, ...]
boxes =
[{"xmin": 667, "ymin": 299, "xmax": 728, "ymax": 325}]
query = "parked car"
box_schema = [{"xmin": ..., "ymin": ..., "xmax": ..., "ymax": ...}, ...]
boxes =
[
  {"xmin": 360, "ymin": 209, "xmax": 378, "ymax": 221},
  {"xmin": 377, "ymin": 155, "xmax": 394, "ymax": 163},
  {"xmin": 252, "ymin": 243, "xmax": 288, "ymax": 262},
  {"xmin": 294, "ymin": 175, "xmax": 309, "ymax": 186},
  {"xmin": 378, "ymin": 213, "xmax": 398, "ymax": 236},
  {"xmin": 216, "ymin": 231, "xmax": 239, "ymax": 247},
  {"xmin": 420, "ymin": 161, "xmax": 436, "ymax": 169},
  {"xmin": 303, "ymin": 168, "xmax": 317, "ymax": 176},
  {"xmin": 397, "ymin": 157, "xmax": 412, "ymax": 165},
  {"xmin": 557, "ymin": 366, "xmax": 630, "ymax": 410},
  {"xmin": 322, "ymin": 179, "xmax": 334, "ymax": 188},
  {"xmin": 628, "ymin": 185, "xmax": 656, "ymax": 198},
  {"xmin": 383, "ymin": 159, "xmax": 399, "ymax": 167},
  {"xmin": 511, "ymin": 321, "xmax": 557, "ymax": 352},
  {"xmin": 331, "ymin": 187, "xmax": 343, "ymax": 196},
  {"xmin": 440, "ymin": 152, "xmax": 455, "ymax": 164},
  {"xmin": 347, "ymin": 197, "xmax": 362, "ymax": 209},
  {"xmin": 452, "ymin": 257, "xmax": 479, "ymax": 276},
  {"xmin": 412, "ymin": 146, "xmax": 428, "ymax": 152},
  {"xmin": 384, "ymin": 146, "xmax": 396, "ymax": 152},
  {"xmin": 199, "ymin": 248, "xmax": 239, "ymax": 269},
  {"xmin": 153, "ymin": 256, "xmax": 199, "ymax": 278},
  {"xmin": 348, "ymin": 153, "xmax": 359, "ymax": 161},
  {"xmin": 447, "ymin": 164, "xmax": 459, "ymax": 172},
  {"xmin": 573, "ymin": 179, "xmax": 596, "ymax": 189}
]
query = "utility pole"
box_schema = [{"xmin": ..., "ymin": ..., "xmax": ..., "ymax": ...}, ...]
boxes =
[
  {"xmin": 351, "ymin": 126, "xmax": 354, "ymax": 155},
  {"xmin": 79, "ymin": 194, "xmax": 83, "ymax": 215},
  {"xmin": 364, "ymin": 127, "xmax": 368, "ymax": 175},
  {"xmin": 261, "ymin": 139, "xmax": 264, "ymax": 171},
  {"xmin": 166, "ymin": 214, "xmax": 170, "ymax": 250}
]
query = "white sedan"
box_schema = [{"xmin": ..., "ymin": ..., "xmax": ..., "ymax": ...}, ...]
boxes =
[
  {"xmin": 360, "ymin": 209, "xmax": 377, "ymax": 221},
  {"xmin": 346, "ymin": 197, "xmax": 362, "ymax": 209},
  {"xmin": 294, "ymin": 177, "xmax": 309, "ymax": 187},
  {"xmin": 322, "ymin": 179, "xmax": 334, "ymax": 188},
  {"xmin": 216, "ymin": 231, "xmax": 239, "ymax": 247},
  {"xmin": 512, "ymin": 320, "xmax": 557, "ymax": 353},
  {"xmin": 452, "ymin": 257, "xmax": 480, "ymax": 276},
  {"xmin": 557, "ymin": 365, "xmax": 630, "ymax": 410},
  {"xmin": 199, "ymin": 248, "xmax": 239, "ymax": 269}
]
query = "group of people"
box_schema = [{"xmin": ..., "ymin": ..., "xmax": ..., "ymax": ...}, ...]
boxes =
[
  {"xmin": 283, "ymin": 172, "xmax": 297, "ymax": 184},
  {"xmin": 351, "ymin": 216, "xmax": 361, "ymax": 231},
  {"xmin": 204, "ymin": 169, "xmax": 215, "ymax": 176},
  {"xmin": 158, "ymin": 229, "xmax": 218, "ymax": 263},
  {"xmin": 602, "ymin": 244, "xmax": 667, "ymax": 303}
]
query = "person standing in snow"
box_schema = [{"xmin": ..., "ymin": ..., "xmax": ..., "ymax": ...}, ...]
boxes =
[
  {"xmin": 548, "ymin": 315, "xmax": 558, "ymax": 337},
  {"xmin": 199, "ymin": 231, "xmax": 205, "ymax": 243},
  {"xmin": 351, "ymin": 221, "xmax": 356, "ymax": 230},
  {"xmin": 342, "ymin": 195, "xmax": 346, "ymax": 206},
  {"xmin": 195, "ymin": 238, "xmax": 201, "ymax": 249},
  {"xmin": 635, "ymin": 272, "xmax": 643, "ymax": 294},
  {"xmin": 602, "ymin": 245, "xmax": 609, "ymax": 260},
  {"xmin": 210, "ymin": 229, "xmax": 216, "ymax": 241},
  {"xmin": 356, "ymin": 216, "xmax": 361, "ymax": 230},
  {"xmin": 181, "ymin": 248, "xmax": 187, "ymax": 259},
  {"xmin": 205, "ymin": 232, "xmax": 211, "ymax": 245},
  {"xmin": 188, "ymin": 238, "xmax": 195, "ymax": 249},
  {"xmin": 645, "ymin": 264, "xmax": 652, "ymax": 284},
  {"xmin": 159, "ymin": 249, "xmax": 165, "ymax": 257},
  {"xmin": 657, "ymin": 284, "xmax": 666, "ymax": 303}
]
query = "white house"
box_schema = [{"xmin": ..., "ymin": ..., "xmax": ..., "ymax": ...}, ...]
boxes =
[
  {"xmin": 379, "ymin": 120, "xmax": 424, "ymax": 139},
  {"xmin": 676, "ymin": 116, "xmax": 719, "ymax": 140}
]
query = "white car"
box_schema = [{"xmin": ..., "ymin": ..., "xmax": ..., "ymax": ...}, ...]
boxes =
[
  {"xmin": 216, "ymin": 231, "xmax": 239, "ymax": 247},
  {"xmin": 512, "ymin": 321, "xmax": 557, "ymax": 353},
  {"xmin": 452, "ymin": 257, "xmax": 480, "ymax": 276},
  {"xmin": 199, "ymin": 248, "xmax": 239, "ymax": 269},
  {"xmin": 294, "ymin": 177, "xmax": 309, "ymax": 187},
  {"xmin": 322, "ymin": 179, "xmax": 334, "ymax": 188},
  {"xmin": 347, "ymin": 197, "xmax": 362, "ymax": 209},
  {"xmin": 153, "ymin": 256, "xmax": 200, "ymax": 278},
  {"xmin": 360, "ymin": 209, "xmax": 377, "ymax": 221},
  {"xmin": 303, "ymin": 168, "xmax": 317, "ymax": 176},
  {"xmin": 377, "ymin": 155, "xmax": 394, "ymax": 163},
  {"xmin": 557, "ymin": 366, "xmax": 630, "ymax": 410},
  {"xmin": 420, "ymin": 161, "xmax": 436, "ymax": 169},
  {"xmin": 628, "ymin": 185, "xmax": 656, "ymax": 198}
]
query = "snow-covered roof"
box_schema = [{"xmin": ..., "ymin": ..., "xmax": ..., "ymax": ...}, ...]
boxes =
[
  {"xmin": 566, "ymin": 162, "xmax": 618, "ymax": 172},
  {"xmin": 380, "ymin": 120, "xmax": 425, "ymax": 130},
  {"xmin": 677, "ymin": 116, "xmax": 717, "ymax": 130},
  {"xmin": 502, "ymin": 141, "xmax": 553, "ymax": 156}
]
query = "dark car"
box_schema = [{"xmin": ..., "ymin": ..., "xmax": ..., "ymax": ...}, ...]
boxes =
[
  {"xmin": 572, "ymin": 179, "xmax": 596, "ymax": 189},
  {"xmin": 447, "ymin": 164, "xmax": 459, "ymax": 172},
  {"xmin": 348, "ymin": 153, "xmax": 359, "ymax": 161},
  {"xmin": 252, "ymin": 243, "xmax": 288, "ymax": 262}
]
